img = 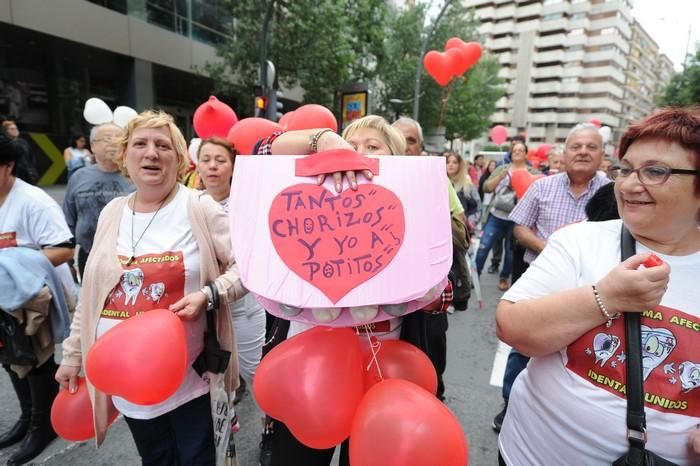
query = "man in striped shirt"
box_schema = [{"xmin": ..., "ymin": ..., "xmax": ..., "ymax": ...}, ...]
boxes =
[{"xmin": 492, "ymin": 123, "xmax": 611, "ymax": 432}]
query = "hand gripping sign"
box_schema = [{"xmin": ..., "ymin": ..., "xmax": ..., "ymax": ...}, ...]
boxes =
[{"xmin": 229, "ymin": 149, "xmax": 452, "ymax": 326}]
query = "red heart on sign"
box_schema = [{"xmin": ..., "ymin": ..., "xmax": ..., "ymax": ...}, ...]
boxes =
[{"xmin": 269, "ymin": 183, "xmax": 405, "ymax": 303}]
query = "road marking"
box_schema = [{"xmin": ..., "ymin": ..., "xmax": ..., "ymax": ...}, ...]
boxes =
[
  {"xmin": 30, "ymin": 132, "xmax": 65, "ymax": 186},
  {"xmin": 489, "ymin": 339, "xmax": 511, "ymax": 387}
]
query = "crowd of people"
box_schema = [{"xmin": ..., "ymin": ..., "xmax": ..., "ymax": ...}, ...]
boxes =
[{"xmin": 0, "ymin": 105, "xmax": 698, "ymax": 466}]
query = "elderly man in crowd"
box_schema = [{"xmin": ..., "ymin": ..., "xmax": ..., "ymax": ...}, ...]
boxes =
[{"xmin": 492, "ymin": 123, "xmax": 611, "ymax": 432}]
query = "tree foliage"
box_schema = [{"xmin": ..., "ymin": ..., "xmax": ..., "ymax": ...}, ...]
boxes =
[
  {"xmin": 208, "ymin": 0, "xmax": 389, "ymax": 116},
  {"xmin": 372, "ymin": 2, "xmax": 505, "ymax": 141},
  {"xmin": 657, "ymin": 47, "xmax": 700, "ymax": 107},
  {"xmin": 208, "ymin": 0, "xmax": 504, "ymax": 140}
]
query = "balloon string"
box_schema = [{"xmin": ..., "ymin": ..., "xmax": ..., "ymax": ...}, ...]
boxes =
[{"xmin": 363, "ymin": 326, "xmax": 384, "ymax": 381}]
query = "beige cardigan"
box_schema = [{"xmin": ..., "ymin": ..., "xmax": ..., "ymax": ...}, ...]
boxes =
[{"xmin": 61, "ymin": 187, "xmax": 246, "ymax": 445}]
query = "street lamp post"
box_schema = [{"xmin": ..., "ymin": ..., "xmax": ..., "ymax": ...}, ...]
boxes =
[
  {"xmin": 412, "ymin": 0, "xmax": 454, "ymax": 121},
  {"xmin": 259, "ymin": 0, "xmax": 276, "ymax": 118}
]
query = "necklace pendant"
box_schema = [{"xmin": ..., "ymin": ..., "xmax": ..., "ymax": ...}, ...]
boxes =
[{"xmin": 126, "ymin": 255, "xmax": 135, "ymax": 266}]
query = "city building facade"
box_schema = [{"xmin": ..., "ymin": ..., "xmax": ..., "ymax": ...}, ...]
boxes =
[
  {"xmin": 622, "ymin": 19, "xmax": 674, "ymax": 129},
  {"xmin": 1, "ymin": 0, "xmax": 246, "ymax": 183},
  {"xmin": 465, "ymin": 0, "xmax": 673, "ymax": 145}
]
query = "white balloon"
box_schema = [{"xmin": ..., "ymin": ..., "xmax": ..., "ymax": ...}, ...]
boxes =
[
  {"xmin": 83, "ymin": 98, "xmax": 113, "ymax": 125},
  {"xmin": 188, "ymin": 138, "xmax": 202, "ymax": 166},
  {"xmin": 599, "ymin": 126, "xmax": 612, "ymax": 143},
  {"xmin": 113, "ymin": 106, "xmax": 138, "ymax": 128}
]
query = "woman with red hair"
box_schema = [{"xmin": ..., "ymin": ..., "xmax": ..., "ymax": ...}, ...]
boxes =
[{"xmin": 496, "ymin": 107, "xmax": 700, "ymax": 465}]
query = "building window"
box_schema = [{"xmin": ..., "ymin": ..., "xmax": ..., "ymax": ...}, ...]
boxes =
[
  {"xmin": 543, "ymin": 13, "xmax": 564, "ymax": 20},
  {"xmin": 570, "ymin": 12, "xmax": 586, "ymax": 20},
  {"xmin": 568, "ymin": 28, "xmax": 585, "ymax": 36}
]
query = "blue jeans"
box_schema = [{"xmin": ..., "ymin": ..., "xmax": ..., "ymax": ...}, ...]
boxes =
[
  {"xmin": 124, "ymin": 393, "xmax": 215, "ymax": 466},
  {"xmin": 476, "ymin": 215, "xmax": 514, "ymax": 279},
  {"xmin": 502, "ymin": 348, "xmax": 530, "ymax": 400}
]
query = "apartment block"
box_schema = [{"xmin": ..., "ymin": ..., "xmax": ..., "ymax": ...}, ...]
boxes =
[
  {"xmin": 622, "ymin": 20, "xmax": 674, "ymax": 129},
  {"xmin": 466, "ymin": 0, "xmax": 672, "ymax": 145}
]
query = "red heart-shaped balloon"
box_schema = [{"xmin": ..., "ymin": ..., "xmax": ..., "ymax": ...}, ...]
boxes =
[
  {"xmin": 490, "ymin": 125, "xmax": 508, "ymax": 145},
  {"xmin": 253, "ymin": 327, "xmax": 364, "ymax": 449},
  {"xmin": 462, "ymin": 42, "xmax": 483, "ymax": 73},
  {"xmin": 51, "ymin": 377, "xmax": 119, "ymax": 442},
  {"xmin": 536, "ymin": 143, "xmax": 552, "ymax": 162},
  {"xmin": 85, "ymin": 309, "xmax": 187, "ymax": 405},
  {"xmin": 268, "ymin": 183, "xmax": 405, "ymax": 304},
  {"xmin": 423, "ymin": 50, "xmax": 454, "ymax": 87},
  {"xmin": 511, "ymin": 169, "xmax": 544, "ymax": 199},
  {"xmin": 287, "ymin": 104, "xmax": 338, "ymax": 133},
  {"xmin": 227, "ymin": 117, "xmax": 283, "ymax": 155},
  {"xmin": 362, "ymin": 339, "xmax": 437, "ymax": 395},
  {"xmin": 349, "ymin": 379, "xmax": 468, "ymax": 466},
  {"xmin": 445, "ymin": 38, "xmax": 483, "ymax": 76},
  {"xmin": 193, "ymin": 96, "xmax": 239, "ymax": 139}
]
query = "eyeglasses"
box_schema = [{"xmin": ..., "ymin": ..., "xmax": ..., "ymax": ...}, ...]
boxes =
[{"xmin": 616, "ymin": 164, "xmax": 698, "ymax": 186}]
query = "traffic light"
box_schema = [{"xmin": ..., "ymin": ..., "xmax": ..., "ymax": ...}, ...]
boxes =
[
  {"xmin": 266, "ymin": 89, "xmax": 284, "ymax": 122},
  {"xmin": 253, "ymin": 85, "xmax": 267, "ymax": 118}
]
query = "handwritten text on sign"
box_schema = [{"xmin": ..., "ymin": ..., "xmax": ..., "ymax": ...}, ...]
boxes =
[{"xmin": 268, "ymin": 184, "xmax": 406, "ymax": 303}]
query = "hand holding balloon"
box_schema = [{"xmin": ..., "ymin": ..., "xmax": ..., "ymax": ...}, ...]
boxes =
[
  {"xmin": 51, "ymin": 377, "xmax": 119, "ymax": 442},
  {"xmin": 169, "ymin": 290, "xmax": 208, "ymax": 321},
  {"xmin": 55, "ymin": 364, "xmax": 80, "ymax": 394}
]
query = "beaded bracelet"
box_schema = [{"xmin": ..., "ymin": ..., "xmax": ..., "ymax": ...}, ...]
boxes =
[
  {"xmin": 309, "ymin": 129, "xmax": 333, "ymax": 153},
  {"xmin": 592, "ymin": 284, "xmax": 620, "ymax": 328}
]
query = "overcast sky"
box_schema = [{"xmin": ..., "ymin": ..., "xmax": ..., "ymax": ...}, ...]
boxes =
[{"xmin": 630, "ymin": 0, "xmax": 698, "ymax": 71}]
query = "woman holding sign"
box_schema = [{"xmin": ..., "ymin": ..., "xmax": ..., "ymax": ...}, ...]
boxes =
[
  {"xmin": 55, "ymin": 111, "xmax": 247, "ymax": 465},
  {"xmin": 254, "ymin": 114, "xmax": 453, "ymax": 466},
  {"xmin": 496, "ymin": 107, "xmax": 700, "ymax": 465}
]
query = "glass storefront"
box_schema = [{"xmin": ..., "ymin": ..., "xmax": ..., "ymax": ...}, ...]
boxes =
[
  {"xmin": 86, "ymin": 0, "xmax": 232, "ymax": 45},
  {"xmin": 0, "ymin": 22, "xmax": 218, "ymax": 183}
]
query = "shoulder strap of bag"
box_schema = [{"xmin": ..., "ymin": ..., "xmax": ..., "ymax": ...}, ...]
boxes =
[{"xmin": 620, "ymin": 225, "xmax": 648, "ymax": 455}]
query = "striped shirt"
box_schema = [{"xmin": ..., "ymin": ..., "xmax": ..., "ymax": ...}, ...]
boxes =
[{"xmin": 509, "ymin": 172, "xmax": 611, "ymax": 263}]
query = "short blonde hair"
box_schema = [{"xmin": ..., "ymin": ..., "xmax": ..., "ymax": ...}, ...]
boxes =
[
  {"xmin": 341, "ymin": 115, "xmax": 406, "ymax": 155},
  {"xmin": 115, "ymin": 110, "xmax": 189, "ymax": 182}
]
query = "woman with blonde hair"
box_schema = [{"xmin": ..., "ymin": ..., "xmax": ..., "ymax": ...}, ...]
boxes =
[
  {"xmin": 253, "ymin": 114, "xmax": 455, "ymax": 466},
  {"xmin": 56, "ymin": 110, "xmax": 247, "ymax": 465},
  {"xmin": 445, "ymin": 151, "xmax": 481, "ymax": 230}
]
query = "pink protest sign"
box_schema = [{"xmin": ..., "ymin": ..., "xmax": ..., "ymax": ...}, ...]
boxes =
[
  {"xmin": 229, "ymin": 154, "xmax": 452, "ymax": 326},
  {"xmin": 269, "ymin": 183, "xmax": 405, "ymax": 304}
]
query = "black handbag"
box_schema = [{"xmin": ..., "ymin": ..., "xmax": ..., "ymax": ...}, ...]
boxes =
[
  {"xmin": 0, "ymin": 311, "xmax": 38, "ymax": 366},
  {"xmin": 612, "ymin": 226, "xmax": 677, "ymax": 466},
  {"xmin": 192, "ymin": 282, "xmax": 231, "ymax": 376}
]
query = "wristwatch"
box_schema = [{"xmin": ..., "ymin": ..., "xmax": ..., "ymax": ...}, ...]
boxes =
[{"xmin": 200, "ymin": 285, "xmax": 215, "ymax": 312}]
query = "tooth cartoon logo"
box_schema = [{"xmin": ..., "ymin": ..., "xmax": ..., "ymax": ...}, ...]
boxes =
[
  {"xmin": 641, "ymin": 325, "xmax": 677, "ymax": 381},
  {"xmin": 593, "ymin": 333, "xmax": 620, "ymax": 367},
  {"xmin": 678, "ymin": 361, "xmax": 700, "ymax": 393},
  {"xmin": 121, "ymin": 268, "xmax": 145, "ymax": 306}
]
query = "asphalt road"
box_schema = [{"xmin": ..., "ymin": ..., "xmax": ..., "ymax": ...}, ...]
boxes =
[{"xmin": 0, "ymin": 186, "xmax": 507, "ymax": 465}]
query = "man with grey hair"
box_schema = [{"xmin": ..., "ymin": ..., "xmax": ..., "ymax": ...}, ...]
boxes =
[
  {"xmin": 63, "ymin": 123, "xmax": 133, "ymax": 278},
  {"xmin": 392, "ymin": 116, "xmax": 471, "ymax": 401},
  {"xmin": 392, "ymin": 117, "xmax": 424, "ymax": 156},
  {"xmin": 491, "ymin": 122, "xmax": 611, "ymax": 432}
]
